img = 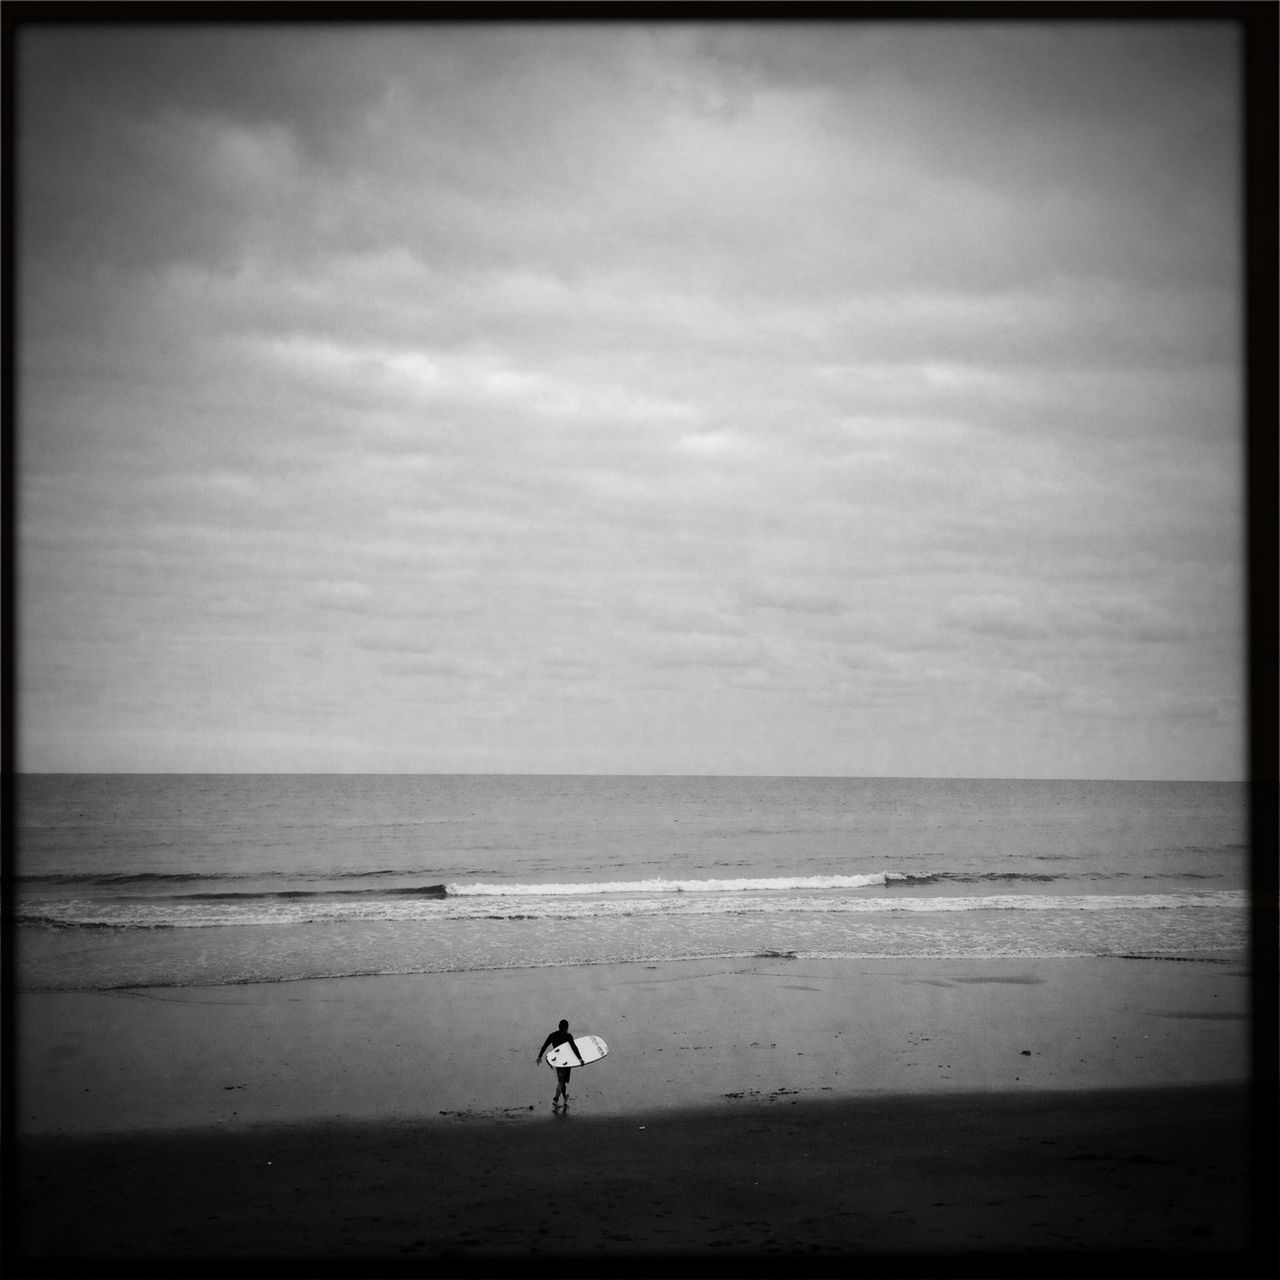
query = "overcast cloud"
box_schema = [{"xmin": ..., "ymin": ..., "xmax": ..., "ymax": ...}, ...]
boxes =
[{"xmin": 17, "ymin": 20, "xmax": 1244, "ymax": 777}]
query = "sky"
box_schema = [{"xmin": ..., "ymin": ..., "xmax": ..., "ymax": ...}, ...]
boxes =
[{"xmin": 16, "ymin": 19, "xmax": 1245, "ymax": 779}]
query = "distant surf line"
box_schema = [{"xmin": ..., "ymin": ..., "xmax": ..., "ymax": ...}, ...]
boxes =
[
  {"xmin": 19, "ymin": 866, "xmax": 1234, "ymax": 900},
  {"xmin": 15, "ymin": 889, "xmax": 1247, "ymax": 931}
]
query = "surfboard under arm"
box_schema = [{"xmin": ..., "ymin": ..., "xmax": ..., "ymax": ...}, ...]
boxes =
[{"xmin": 543, "ymin": 1034, "xmax": 608, "ymax": 1069}]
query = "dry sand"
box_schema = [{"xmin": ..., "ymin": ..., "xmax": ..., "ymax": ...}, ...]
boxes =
[{"xmin": 11, "ymin": 954, "xmax": 1270, "ymax": 1273}]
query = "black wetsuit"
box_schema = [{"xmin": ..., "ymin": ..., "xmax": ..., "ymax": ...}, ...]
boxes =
[{"xmin": 539, "ymin": 1028, "xmax": 583, "ymax": 1081}]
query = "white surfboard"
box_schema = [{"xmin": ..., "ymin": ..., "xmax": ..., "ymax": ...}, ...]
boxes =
[{"xmin": 544, "ymin": 1034, "xmax": 608, "ymax": 1069}]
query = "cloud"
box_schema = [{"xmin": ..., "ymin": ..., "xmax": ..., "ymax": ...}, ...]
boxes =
[
  {"xmin": 15, "ymin": 20, "xmax": 1246, "ymax": 778},
  {"xmin": 944, "ymin": 594, "xmax": 1053, "ymax": 642},
  {"xmin": 645, "ymin": 633, "xmax": 769, "ymax": 670},
  {"xmin": 302, "ymin": 579, "xmax": 378, "ymax": 613},
  {"xmin": 739, "ymin": 580, "xmax": 846, "ymax": 617}
]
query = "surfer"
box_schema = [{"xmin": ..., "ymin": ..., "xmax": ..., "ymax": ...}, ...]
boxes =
[{"xmin": 535, "ymin": 1019, "xmax": 585, "ymax": 1108}]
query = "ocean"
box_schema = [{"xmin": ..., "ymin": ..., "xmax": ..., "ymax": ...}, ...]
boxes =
[{"xmin": 14, "ymin": 775, "xmax": 1248, "ymax": 993}]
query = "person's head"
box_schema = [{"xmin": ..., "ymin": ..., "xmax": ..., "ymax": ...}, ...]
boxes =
[{"xmin": 558, "ymin": 1020, "xmax": 569, "ymax": 1031}]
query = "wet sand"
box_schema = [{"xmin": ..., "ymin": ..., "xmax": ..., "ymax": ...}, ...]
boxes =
[{"xmin": 11, "ymin": 954, "xmax": 1267, "ymax": 1272}]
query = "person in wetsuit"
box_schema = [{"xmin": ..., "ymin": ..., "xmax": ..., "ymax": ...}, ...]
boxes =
[{"xmin": 535, "ymin": 1019, "xmax": 585, "ymax": 1108}]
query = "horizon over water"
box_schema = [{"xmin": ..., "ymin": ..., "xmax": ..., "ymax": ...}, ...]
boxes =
[
  {"xmin": 16, "ymin": 774, "xmax": 1248, "ymax": 993},
  {"xmin": 17, "ymin": 769, "xmax": 1244, "ymax": 779}
]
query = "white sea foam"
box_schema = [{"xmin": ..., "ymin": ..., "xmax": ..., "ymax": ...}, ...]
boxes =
[
  {"xmin": 444, "ymin": 874, "xmax": 893, "ymax": 896},
  {"xmin": 17, "ymin": 889, "xmax": 1248, "ymax": 930}
]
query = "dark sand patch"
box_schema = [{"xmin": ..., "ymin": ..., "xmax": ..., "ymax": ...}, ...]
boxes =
[
  {"xmin": 13, "ymin": 1084, "xmax": 1260, "ymax": 1273},
  {"xmin": 950, "ymin": 975, "xmax": 1046, "ymax": 985}
]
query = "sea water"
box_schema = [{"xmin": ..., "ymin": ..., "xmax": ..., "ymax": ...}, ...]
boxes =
[{"xmin": 14, "ymin": 775, "xmax": 1248, "ymax": 992}]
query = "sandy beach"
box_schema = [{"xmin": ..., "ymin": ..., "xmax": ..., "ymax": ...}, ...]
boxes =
[{"xmin": 12, "ymin": 954, "xmax": 1268, "ymax": 1273}]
